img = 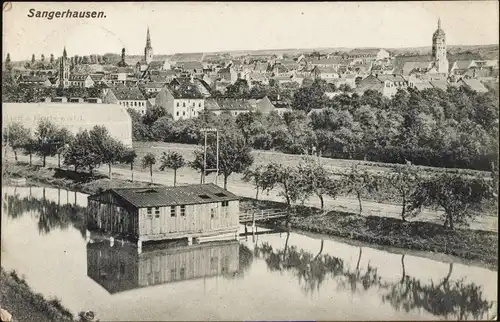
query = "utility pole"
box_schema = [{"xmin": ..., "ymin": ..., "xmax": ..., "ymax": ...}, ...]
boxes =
[{"xmin": 200, "ymin": 128, "xmax": 219, "ymax": 185}]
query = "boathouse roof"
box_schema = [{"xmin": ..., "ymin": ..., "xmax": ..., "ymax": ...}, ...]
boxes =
[{"xmin": 88, "ymin": 183, "xmax": 239, "ymax": 208}]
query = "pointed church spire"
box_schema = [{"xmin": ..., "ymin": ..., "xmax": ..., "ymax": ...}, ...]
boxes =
[
  {"xmin": 146, "ymin": 26, "xmax": 152, "ymax": 49},
  {"xmin": 63, "ymin": 46, "xmax": 67, "ymax": 59},
  {"xmin": 438, "ymin": 17, "xmax": 441, "ymax": 29}
]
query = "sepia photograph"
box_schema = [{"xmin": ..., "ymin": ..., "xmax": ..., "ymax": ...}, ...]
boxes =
[{"xmin": 1, "ymin": 1, "xmax": 499, "ymax": 321}]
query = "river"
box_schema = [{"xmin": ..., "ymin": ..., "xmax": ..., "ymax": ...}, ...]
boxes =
[{"xmin": 1, "ymin": 186, "xmax": 497, "ymax": 321}]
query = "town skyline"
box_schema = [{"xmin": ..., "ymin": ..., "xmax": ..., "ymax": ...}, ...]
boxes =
[{"xmin": 3, "ymin": 1, "xmax": 499, "ymax": 60}]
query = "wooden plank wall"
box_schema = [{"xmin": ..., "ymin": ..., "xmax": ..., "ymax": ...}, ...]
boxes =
[
  {"xmin": 138, "ymin": 200, "xmax": 239, "ymax": 237},
  {"xmin": 137, "ymin": 242, "xmax": 240, "ymax": 287},
  {"xmin": 87, "ymin": 192, "xmax": 138, "ymax": 237},
  {"xmin": 86, "ymin": 242, "xmax": 140, "ymax": 294}
]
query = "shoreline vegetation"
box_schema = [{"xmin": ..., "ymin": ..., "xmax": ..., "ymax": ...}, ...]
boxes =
[
  {"xmin": 3, "ymin": 161, "xmax": 498, "ymax": 271},
  {"xmin": 0, "ymin": 268, "xmax": 91, "ymax": 322}
]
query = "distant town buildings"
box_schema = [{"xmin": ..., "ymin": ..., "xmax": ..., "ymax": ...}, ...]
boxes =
[{"xmin": 4, "ymin": 20, "xmax": 498, "ymax": 115}]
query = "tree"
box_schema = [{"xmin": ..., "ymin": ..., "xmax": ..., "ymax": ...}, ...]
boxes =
[
  {"xmin": 87, "ymin": 126, "xmax": 126, "ymax": 179},
  {"xmin": 341, "ymin": 165, "xmax": 378, "ymax": 215},
  {"xmin": 120, "ymin": 149, "xmax": 137, "ymax": 182},
  {"xmin": 191, "ymin": 132, "xmax": 254, "ymax": 189},
  {"xmin": 385, "ymin": 165, "xmax": 422, "ymax": 221},
  {"xmin": 54, "ymin": 127, "xmax": 74, "ymax": 168},
  {"xmin": 408, "ymin": 172, "xmax": 492, "ymax": 229},
  {"xmin": 298, "ymin": 157, "xmax": 340, "ymax": 210},
  {"xmin": 159, "ymin": 151, "xmax": 185, "ymax": 186},
  {"xmin": 142, "ymin": 153, "xmax": 156, "ymax": 183},
  {"xmin": 22, "ymin": 136, "xmax": 37, "ymax": 166},
  {"xmin": 292, "ymin": 79, "xmax": 329, "ymax": 114},
  {"xmin": 225, "ymin": 79, "xmax": 250, "ymax": 98},
  {"xmin": 40, "ymin": 54, "xmax": 45, "ymax": 63},
  {"xmin": 4, "ymin": 122, "xmax": 31, "ymax": 162},
  {"xmin": 63, "ymin": 130, "xmax": 102, "ymax": 174},
  {"xmin": 50, "ymin": 53, "xmax": 54, "ymax": 64},
  {"xmin": 242, "ymin": 165, "xmax": 267, "ymax": 200},
  {"xmin": 34, "ymin": 119, "xmax": 61, "ymax": 167},
  {"xmin": 31, "ymin": 54, "xmax": 35, "ymax": 65},
  {"xmin": 259, "ymin": 162, "xmax": 310, "ymax": 207}
]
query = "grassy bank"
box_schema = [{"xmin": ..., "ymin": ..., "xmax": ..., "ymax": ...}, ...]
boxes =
[
  {"xmin": 0, "ymin": 268, "xmax": 74, "ymax": 321},
  {"xmin": 4, "ymin": 161, "xmax": 498, "ymax": 270},
  {"xmin": 3, "ymin": 162, "xmax": 161, "ymax": 195},
  {"xmin": 242, "ymin": 198, "xmax": 499, "ymax": 270}
]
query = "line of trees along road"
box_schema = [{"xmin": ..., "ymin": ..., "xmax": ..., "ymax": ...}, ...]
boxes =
[
  {"xmin": 128, "ymin": 79, "xmax": 499, "ymax": 171},
  {"xmin": 4, "ymin": 119, "xmax": 496, "ymax": 230}
]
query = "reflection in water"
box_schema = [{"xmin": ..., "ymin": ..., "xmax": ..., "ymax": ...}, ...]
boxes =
[
  {"xmin": 86, "ymin": 240, "xmax": 241, "ymax": 294},
  {"xmin": 2, "ymin": 186, "xmax": 496, "ymax": 320},
  {"xmin": 3, "ymin": 187, "xmax": 86, "ymax": 237},
  {"xmin": 255, "ymin": 233, "xmax": 344, "ymax": 294},
  {"xmin": 381, "ymin": 255, "xmax": 494, "ymax": 320},
  {"xmin": 254, "ymin": 233, "xmax": 494, "ymax": 320}
]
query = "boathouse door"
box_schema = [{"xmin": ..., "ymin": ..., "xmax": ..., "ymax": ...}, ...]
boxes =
[{"xmin": 152, "ymin": 207, "xmax": 161, "ymax": 235}]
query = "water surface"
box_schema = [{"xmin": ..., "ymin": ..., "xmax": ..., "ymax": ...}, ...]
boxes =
[{"xmin": 1, "ymin": 186, "xmax": 497, "ymax": 321}]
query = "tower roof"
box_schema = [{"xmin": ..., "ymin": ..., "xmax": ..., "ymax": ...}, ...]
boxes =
[
  {"xmin": 146, "ymin": 27, "xmax": 152, "ymax": 49},
  {"xmin": 433, "ymin": 18, "xmax": 446, "ymax": 39}
]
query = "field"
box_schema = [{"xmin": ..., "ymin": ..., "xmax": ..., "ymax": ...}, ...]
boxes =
[{"xmin": 132, "ymin": 141, "xmax": 491, "ymax": 176}]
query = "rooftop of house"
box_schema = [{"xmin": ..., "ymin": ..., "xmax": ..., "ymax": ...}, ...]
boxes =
[
  {"xmin": 181, "ymin": 61, "xmax": 205, "ymax": 70},
  {"xmin": 69, "ymin": 74, "xmax": 90, "ymax": 81},
  {"xmin": 170, "ymin": 53, "xmax": 205, "ymax": 63},
  {"xmin": 205, "ymin": 98, "xmax": 254, "ymax": 111},
  {"xmin": 349, "ymin": 48, "xmax": 384, "ymax": 56},
  {"xmin": 112, "ymin": 87, "xmax": 146, "ymax": 101},
  {"xmin": 460, "ymin": 78, "xmax": 489, "ymax": 92},
  {"xmin": 88, "ymin": 184, "xmax": 239, "ymax": 208}
]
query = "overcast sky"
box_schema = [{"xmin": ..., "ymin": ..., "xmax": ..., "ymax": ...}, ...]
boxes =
[{"xmin": 3, "ymin": 1, "xmax": 499, "ymax": 60}]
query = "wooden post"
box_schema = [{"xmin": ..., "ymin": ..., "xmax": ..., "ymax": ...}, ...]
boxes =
[
  {"xmin": 110, "ymin": 236, "xmax": 114, "ymax": 247},
  {"xmin": 137, "ymin": 239, "xmax": 142, "ymax": 254}
]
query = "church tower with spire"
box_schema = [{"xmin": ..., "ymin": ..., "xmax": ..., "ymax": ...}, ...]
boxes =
[
  {"xmin": 58, "ymin": 46, "xmax": 70, "ymax": 88},
  {"xmin": 432, "ymin": 18, "xmax": 448, "ymax": 75},
  {"xmin": 144, "ymin": 27, "xmax": 153, "ymax": 65}
]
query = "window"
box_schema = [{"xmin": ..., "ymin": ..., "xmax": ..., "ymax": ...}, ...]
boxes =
[
  {"xmin": 221, "ymin": 201, "xmax": 229, "ymax": 207},
  {"xmin": 183, "ymin": 102, "xmax": 186, "ymax": 107},
  {"xmin": 183, "ymin": 111, "xmax": 186, "ymax": 116},
  {"xmin": 180, "ymin": 205, "xmax": 186, "ymax": 216},
  {"xmin": 177, "ymin": 102, "xmax": 179, "ymax": 107},
  {"xmin": 211, "ymin": 208, "xmax": 215, "ymax": 219},
  {"xmin": 134, "ymin": 101, "xmax": 137, "ymax": 106},
  {"xmin": 180, "ymin": 267, "xmax": 185, "ymax": 279},
  {"xmin": 176, "ymin": 111, "xmax": 179, "ymax": 116},
  {"xmin": 170, "ymin": 206, "xmax": 176, "ymax": 217},
  {"xmin": 199, "ymin": 194, "xmax": 211, "ymax": 200},
  {"xmin": 193, "ymin": 102, "xmax": 195, "ymax": 107},
  {"xmin": 198, "ymin": 103, "xmax": 201, "ymax": 107},
  {"xmin": 215, "ymin": 192, "xmax": 226, "ymax": 197},
  {"xmin": 155, "ymin": 207, "xmax": 160, "ymax": 217},
  {"xmin": 147, "ymin": 207, "xmax": 152, "ymax": 214}
]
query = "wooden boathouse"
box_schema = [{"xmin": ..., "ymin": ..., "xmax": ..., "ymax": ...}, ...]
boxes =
[{"xmin": 87, "ymin": 184, "xmax": 240, "ymax": 245}]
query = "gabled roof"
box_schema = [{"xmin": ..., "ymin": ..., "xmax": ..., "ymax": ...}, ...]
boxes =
[
  {"xmin": 204, "ymin": 99, "xmax": 221, "ymax": 111},
  {"xmin": 212, "ymin": 98, "xmax": 253, "ymax": 111},
  {"xmin": 460, "ymin": 78, "xmax": 489, "ymax": 93},
  {"xmin": 170, "ymin": 53, "xmax": 205, "ymax": 63},
  {"xmin": 349, "ymin": 48, "xmax": 385, "ymax": 56},
  {"xmin": 452, "ymin": 60, "xmax": 475, "ymax": 70},
  {"xmin": 181, "ymin": 61, "xmax": 204, "ymax": 70},
  {"xmin": 402, "ymin": 61, "xmax": 433, "ymax": 75},
  {"xmin": 429, "ymin": 80, "xmax": 448, "ymax": 90},
  {"xmin": 148, "ymin": 61, "xmax": 165, "ymax": 70},
  {"xmin": 310, "ymin": 57, "xmax": 342, "ymax": 65},
  {"xmin": 69, "ymin": 74, "xmax": 90, "ymax": 81},
  {"xmin": 88, "ymin": 184, "xmax": 239, "ymax": 208},
  {"xmin": 376, "ymin": 74, "xmax": 406, "ymax": 83},
  {"xmin": 112, "ymin": 87, "xmax": 146, "ymax": 101}
]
